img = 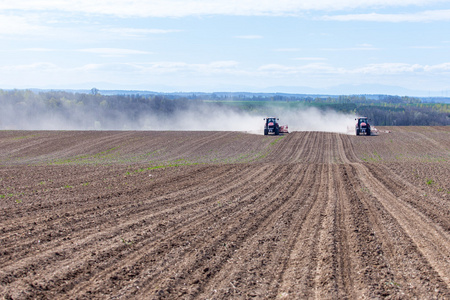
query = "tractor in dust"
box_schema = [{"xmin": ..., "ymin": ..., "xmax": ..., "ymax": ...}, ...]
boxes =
[
  {"xmin": 355, "ymin": 117, "xmax": 371, "ymax": 136},
  {"xmin": 264, "ymin": 117, "xmax": 288, "ymax": 135}
]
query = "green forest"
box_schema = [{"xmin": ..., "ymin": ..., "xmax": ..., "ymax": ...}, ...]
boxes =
[{"xmin": 1, "ymin": 89, "xmax": 449, "ymax": 130}]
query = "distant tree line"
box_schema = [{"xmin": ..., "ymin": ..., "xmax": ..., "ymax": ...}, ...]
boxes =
[
  {"xmin": 0, "ymin": 89, "xmax": 448, "ymax": 129},
  {"xmin": 355, "ymin": 105, "xmax": 448, "ymax": 126}
]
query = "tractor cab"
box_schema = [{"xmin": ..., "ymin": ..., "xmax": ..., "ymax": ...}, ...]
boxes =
[
  {"xmin": 358, "ymin": 117, "xmax": 368, "ymax": 126},
  {"xmin": 355, "ymin": 117, "xmax": 371, "ymax": 136},
  {"xmin": 264, "ymin": 117, "xmax": 280, "ymax": 135}
]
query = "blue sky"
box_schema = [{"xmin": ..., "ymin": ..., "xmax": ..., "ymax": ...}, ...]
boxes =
[{"xmin": 1, "ymin": 0, "xmax": 450, "ymax": 95}]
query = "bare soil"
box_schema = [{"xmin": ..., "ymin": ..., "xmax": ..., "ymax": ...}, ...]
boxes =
[{"xmin": 0, "ymin": 127, "xmax": 449, "ymax": 299}]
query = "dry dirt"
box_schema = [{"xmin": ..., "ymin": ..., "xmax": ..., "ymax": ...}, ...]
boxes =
[{"xmin": 0, "ymin": 127, "xmax": 449, "ymax": 299}]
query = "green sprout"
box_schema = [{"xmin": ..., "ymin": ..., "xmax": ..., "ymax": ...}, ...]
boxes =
[{"xmin": 121, "ymin": 238, "xmax": 134, "ymax": 246}]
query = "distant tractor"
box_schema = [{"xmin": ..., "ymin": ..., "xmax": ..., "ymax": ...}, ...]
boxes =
[
  {"xmin": 264, "ymin": 117, "xmax": 288, "ymax": 135},
  {"xmin": 355, "ymin": 117, "xmax": 371, "ymax": 136}
]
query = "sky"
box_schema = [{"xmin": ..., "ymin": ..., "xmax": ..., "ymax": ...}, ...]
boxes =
[{"xmin": 1, "ymin": 0, "xmax": 450, "ymax": 95}]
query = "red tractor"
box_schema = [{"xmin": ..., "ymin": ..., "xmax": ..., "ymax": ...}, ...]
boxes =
[
  {"xmin": 264, "ymin": 117, "xmax": 288, "ymax": 135},
  {"xmin": 355, "ymin": 117, "xmax": 371, "ymax": 136}
]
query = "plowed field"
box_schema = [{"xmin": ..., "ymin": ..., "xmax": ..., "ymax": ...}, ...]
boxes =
[{"xmin": 1, "ymin": 127, "xmax": 449, "ymax": 299}]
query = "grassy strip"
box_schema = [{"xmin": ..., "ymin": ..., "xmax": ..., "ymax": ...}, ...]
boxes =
[
  {"xmin": 0, "ymin": 192, "xmax": 24, "ymax": 204},
  {"xmin": 251, "ymin": 135, "xmax": 285, "ymax": 161},
  {"xmin": 270, "ymin": 136, "xmax": 284, "ymax": 146},
  {"xmin": 12, "ymin": 134, "xmax": 39, "ymax": 140},
  {"xmin": 49, "ymin": 146, "xmax": 120, "ymax": 165}
]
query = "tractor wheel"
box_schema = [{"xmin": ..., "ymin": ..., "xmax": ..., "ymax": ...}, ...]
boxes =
[
  {"xmin": 275, "ymin": 128, "xmax": 279, "ymax": 135},
  {"xmin": 264, "ymin": 129, "xmax": 268, "ymax": 135},
  {"xmin": 356, "ymin": 129, "xmax": 360, "ymax": 136},
  {"xmin": 367, "ymin": 128, "xmax": 371, "ymax": 136}
]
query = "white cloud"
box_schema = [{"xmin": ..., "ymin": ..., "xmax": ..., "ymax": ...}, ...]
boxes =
[
  {"xmin": 1, "ymin": 1, "xmax": 448, "ymax": 17},
  {"xmin": 91, "ymin": 61, "xmax": 450, "ymax": 76},
  {"xmin": 141, "ymin": 61, "xmax": 241, "ymax": 74},
  {"xmin": 66, "ymin": 60, "xmax": 242, "ymax": 75},
  {"xmin": 423, "ymin": 62, "xmax": 450, "ymax": 72},
  {"xmin": 323, "ymin": 9, "xmax": 450, "ymax": 22},
  {"xmin": 0, "ymin": 62, "xmax": 60, "ymax": 72},
  {"xmin": 76, "ymin": 63, "xmax": 144, "ymax": 73},
  {"xmin": 258, "ymin": 62, "xmax": 341, "ymax": 75},
  {"xmin": 102, "ymin": 28, "xmax": 183, "ymax": 38},
  {"xmin": 1, "ymin": 60, "xmax": 449, "ymax": 92},
  {"xmin": 353, "ymin": 63, "xmax": 424, "ymax": 74},
  {"xmin": 3, "ymin": 60, "xmax": 449, "ymax": 78},
  {"xmin": 348, "ymin": 62, "xmax": 450, "ymax": 74},
  {"xmin": 258, "ymin": 64, "xmax": 297, "ymax": 73},
  {"xmin": 78, "ymin": 48, "xmax": 152, "ymax": 57},
  {"xmin": 257, "ymin": 61, "xmax": 450, "ymax": 76},
  {"xmin": 0, "ymin": 15, "xmax": 48, "ymax": 35},
  {"xmin": 299, "ymin": 63, "xmax": 346, "ymax": 74}
]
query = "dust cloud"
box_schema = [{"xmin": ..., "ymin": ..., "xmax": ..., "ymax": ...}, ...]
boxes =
[
  {"xmin": 266, "ymin": 107, "xmax": 356, "ymax": 135},
  {"xmin": 1, "ymin": 99, "xmax": 356, "ymax": 134},
  {"xmin": 128, "ymin": 105, "xmax": 356, "ymax": 135},
  {"xmin": 189, "ymin": 105, "xmax": 356, "ymax": 135}
]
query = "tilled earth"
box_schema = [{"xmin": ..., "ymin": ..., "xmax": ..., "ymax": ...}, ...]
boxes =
[{"xmin": 0, "ymin": 128, "xmax": 449, "ymax": 299}]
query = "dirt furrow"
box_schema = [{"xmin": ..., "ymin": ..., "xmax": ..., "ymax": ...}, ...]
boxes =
[
  {"xmin": 353, "ymin": 163, "xmax": 450, "ymax": 293},
  {"xmin": 125, "ymin": 164, "xmax": 302, "ymax": 299},
  {"xmin": 275, "ymin": 164, "xmax": 331, "ymax": 298},
  {"xmin": 333, "ymin": 164, "xmax": 356, "ymax": 299},
  {"xmin": 312, "ymin": 163, "xmax": 356, "ymax": 299},
  {"xmin": 1, "ymin": 129, "xmax": 449, "ymax": 299},
  {"xmin": 365, "ymin": 163, "xmax": 450, "ymax": 232},
  {"xmin": 312, "ymin": 163, "xmax": 339, "ymax": 299},
  {"xmin": 263, "ymin": 131, "xmax": 309, "ymax": 163},
  {"xmin": 336, "ymin": 164, "xmax": 396, "ymax": 298},
  {"xmin": 302, "ymin": 131, "xmax": 319, "ymax": 163},
  {"xmin": 0, "ymin": 164, "xmax": 276, "ymax": 297},
  {"xmin": 5, "ymin": 164, "xmax": 283, "ymax": 298},
  {"xmin": 194, "ymin": 164, "xmax": 319, "ymax": 299},
  {"xmin": 2, "ymin": 131, "xmax": 133, "ymax": 165},
  {"xmin": 0, "ymin": 165, "xmax": 249, "ymax": 264},
  {"xmin": 337, "ymin": 133, "xmax": 360, "ymax": 163},
  {"xmin": 153, "ymin": 132, "xmax": 231, "ymax": 162},
  {"xmin": 345, "ymin": 164, "xmax": 448, "ymax": 298}
]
